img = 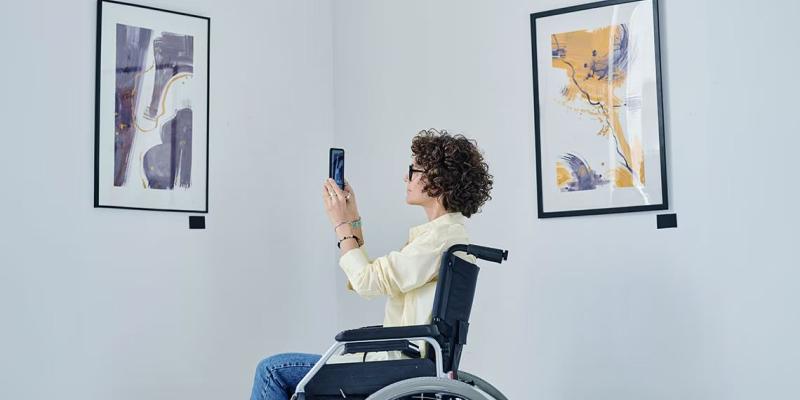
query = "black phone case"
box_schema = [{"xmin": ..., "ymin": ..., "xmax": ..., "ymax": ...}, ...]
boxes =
[{"xmin": 329, "ymin": 148, "xmax": 345, "ymax": 189}]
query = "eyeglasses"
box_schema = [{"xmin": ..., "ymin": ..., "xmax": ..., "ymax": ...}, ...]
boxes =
[{"xmin": 408, "ymin": 165, "xmax": 425, "ymax": 181}]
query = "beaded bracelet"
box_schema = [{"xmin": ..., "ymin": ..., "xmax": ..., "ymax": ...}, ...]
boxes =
[{"xmin": 337, "ymin": 235, "xmax": 361, "ymax": 248}]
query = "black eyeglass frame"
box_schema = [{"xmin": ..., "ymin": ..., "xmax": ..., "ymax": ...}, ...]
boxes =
[{"xmin": 408, "ymin": 165, "xmax": 425, "ymax": 181}]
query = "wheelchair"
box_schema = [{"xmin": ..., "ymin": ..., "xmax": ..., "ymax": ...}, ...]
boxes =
[{"xmin": 291, "ymin": 244, "xmax": 510, "ymax": 400}]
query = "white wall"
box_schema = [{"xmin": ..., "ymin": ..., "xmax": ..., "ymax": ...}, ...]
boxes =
[
  {"xmin": 0, "ymin": 1, "xmax": 337, "ymax": 399},
  {"xmin": 331, "ymin": 0, "xmax": 800, "ymax": 399},
  {"xmin": 3, "ymin": 1, "xmax": 800, "ymax": 399}
]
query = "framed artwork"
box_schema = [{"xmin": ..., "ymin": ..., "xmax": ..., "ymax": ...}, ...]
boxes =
[
  {"xmin": 94, "ymin": 0, "xmax": 210, "ymax": 213},
  {"xmin": 530, "ymin": 0, "xmax": 667, "ymax": 218}
]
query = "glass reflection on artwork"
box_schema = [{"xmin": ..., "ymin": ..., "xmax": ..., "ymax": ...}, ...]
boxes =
[{"xmin": 551, "ymin": 24, "xmax": 645, "ymax": 192}]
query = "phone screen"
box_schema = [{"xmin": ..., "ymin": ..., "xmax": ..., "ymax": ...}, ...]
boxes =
[{"xmin": 329, "ymin": 148, "xmax": 345, "ymax": 190}]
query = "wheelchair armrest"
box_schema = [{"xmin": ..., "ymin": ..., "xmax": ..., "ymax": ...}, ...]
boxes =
[
  {"xmin": 335, "ymin": 324, "xmax": 440, "ymax": 342},
  {"xmin": 343, "ymin": 339, "xmax": 418, "ymax": 355}
]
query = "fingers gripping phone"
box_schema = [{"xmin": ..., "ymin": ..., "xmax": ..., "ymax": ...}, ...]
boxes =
[{"xmin": 329, "ymin": 148, "xmax": 345, "ymax": 190}]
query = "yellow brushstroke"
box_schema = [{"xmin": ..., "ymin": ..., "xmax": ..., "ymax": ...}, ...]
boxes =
[
  {"xmin": 639, "ymin": 159, "xmax": 645, "ymax": 184},
  {"xmin": 140, "ymin": 150, "xmax": 149, "ymax": 189},
  {"xmin": 125, "ymin": 63, "xmax": 155, "ymax": 104},
  {"xmin": 133, "ymin": 72, "xmax": 193, "ymax": 133},
  {"xmin": 556, "ymin": 162, "xmax": 572, "ymax": 188},
  {"xmin": 613, "ymin": 166, "xmax": 634, "ymax": 188},
  {"xmin": 630, "ymin": 135, "xmax": 645, "ymax": 185},
  {"xmin": 132, "ymin": 64, "xmax": 155, "ymax": 87}
]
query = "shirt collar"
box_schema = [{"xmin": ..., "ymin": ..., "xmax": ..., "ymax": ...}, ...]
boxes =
[{"xmin": 408, "ymin": 212, "xmax": 466, "ymax": 241}]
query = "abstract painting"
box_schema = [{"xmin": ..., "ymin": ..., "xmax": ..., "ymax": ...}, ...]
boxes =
[
  {"xmin": 95, "ymin": 0, "xmax": 209, "ymax": 212},
  {"xmin": 531, "ymin": 0, "xmax": 667, "ymax": 218}
]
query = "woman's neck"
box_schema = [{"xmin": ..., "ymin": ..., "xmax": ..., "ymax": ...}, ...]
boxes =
[{"xmin": 423, "ymin": 202, "xmax": 449, "ymax": 222}]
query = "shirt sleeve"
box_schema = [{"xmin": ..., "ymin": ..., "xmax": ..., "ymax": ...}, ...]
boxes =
[{"xmin": 339, "ymin": 230, "xmax": 449, "ymax": 299}]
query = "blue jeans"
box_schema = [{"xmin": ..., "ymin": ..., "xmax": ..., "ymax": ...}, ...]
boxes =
[{"xmin": 250, "ymin": 353, "xmax": 322, "ymax": 400}]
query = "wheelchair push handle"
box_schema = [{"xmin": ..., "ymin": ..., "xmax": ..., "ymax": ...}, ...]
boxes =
[{"xmin": 465, "ymin": 244, "xmax": 508, "ymax": 264}]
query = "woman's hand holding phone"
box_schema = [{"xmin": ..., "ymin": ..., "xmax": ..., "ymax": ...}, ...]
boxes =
[
  {"xmin": 322, "ymin": 178, "xmax": 359, "ymax": 228},
  {"xmin": 342, "ymin": 179, "xmax": 359, "ymax": 221}
]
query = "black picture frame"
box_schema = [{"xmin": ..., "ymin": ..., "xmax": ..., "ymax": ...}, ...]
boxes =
[
  {"xmin": 94, "ymin": 0, "xmax": 210, "ymax": 213},
  {"xmin": 530, "ymin": 0, "xmax": 668, "ymax": 218}
]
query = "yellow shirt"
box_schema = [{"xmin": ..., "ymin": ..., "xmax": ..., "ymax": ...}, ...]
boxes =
[{"xmin": 330, "ymin": 212, "xmax": 476, "ymax": 363}]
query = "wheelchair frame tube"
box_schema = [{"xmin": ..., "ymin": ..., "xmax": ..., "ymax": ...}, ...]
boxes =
[{"xmin": 293, "ymin": 336, "xmax": 446, "ymax": 397}]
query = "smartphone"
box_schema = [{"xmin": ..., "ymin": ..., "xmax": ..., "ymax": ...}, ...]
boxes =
[{"xmin": 329, "ymin": 148, "xmax": 345, "ymax": 190}]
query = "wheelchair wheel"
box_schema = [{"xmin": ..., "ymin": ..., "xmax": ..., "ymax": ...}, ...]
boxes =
[
  {"xmin": 364, "ymin": 377, "xmax": 489, "ymax": 400},
  {"xmin": 456, "ymin": 371, "xmax": 508, "ymax": 400}
]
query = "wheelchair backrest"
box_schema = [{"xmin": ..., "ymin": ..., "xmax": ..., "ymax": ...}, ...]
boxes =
[
  {"xmin": 427, "ymin": 244, "xmax": 507, "ymax": 373},
  {"xmin": 428, "ymin": 244, "xmax": 481, "ymax": 374}
]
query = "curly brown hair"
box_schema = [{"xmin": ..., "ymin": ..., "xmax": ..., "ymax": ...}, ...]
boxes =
[{"xmin": 410, "ymin": 129, "xmax": 493, "ymax": 218}]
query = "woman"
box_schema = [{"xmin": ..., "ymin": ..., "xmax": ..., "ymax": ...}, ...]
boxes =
[{"xmin": 250, "ymin": 129, "xmax": 493, "ymax": 400}]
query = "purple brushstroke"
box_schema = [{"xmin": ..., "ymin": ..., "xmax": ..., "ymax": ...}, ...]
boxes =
[
  {"xmin": 552, "ymin": 35, "xmax": 566, "ymax": 58},
  {"xmin": 114, "ymin": 24, "xmax": 152, "ymax": 187},
  {"xmin": 560, "ymin": 153, "xmax": 608, "ymax": 192},
  {"xmin": 586, "ymin": 24, "xmax": 629, "ymax": 81},
  {"xmin": 145, "ymin": 32, "xmax": 194, "ymax": 119},
  {"xmin": 143, "ymin": 108, "xmax": 193, "ymax": 189}
]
